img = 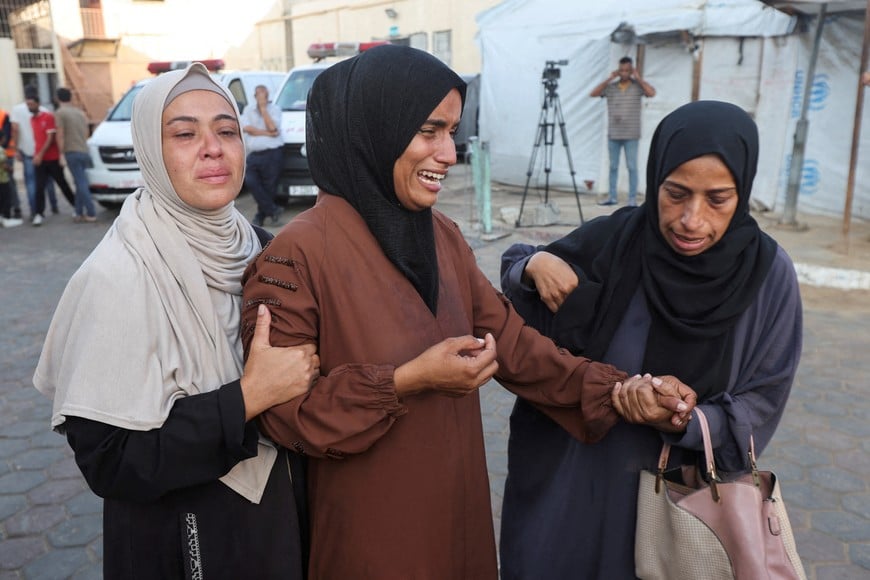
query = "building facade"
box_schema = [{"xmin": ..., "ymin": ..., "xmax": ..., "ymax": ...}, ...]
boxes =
[
  {"xmin": 284, "ymin": 0, "xmax": 500, "ymax": 73},
  {"xmin": 0, "ymin": 0, "xmax": 499, "ymax": 124}
]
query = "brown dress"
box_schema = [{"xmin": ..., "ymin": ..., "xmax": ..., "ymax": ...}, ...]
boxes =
[{"xmin": 241, "ymin": 194, "xmax": 625, "ymax": 579}]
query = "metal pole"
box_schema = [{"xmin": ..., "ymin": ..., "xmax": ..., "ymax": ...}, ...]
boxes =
[
  {"xmin": 469, "ymin": 137, "xmax": 493, "ymax": 234},
  {"xmin": 481, "ymin": 141, "xmax": 492, "ymax": 234},
  {"xmin": 843, "ymin": 0, "xmax": 870, "ymax": 236},
  {"xmin": 470, "ymin": 137, "xmax": 481, "ymax": 221},
  {"xmin": 782, "ymin": 3, "xmax": 827, "ymax": 226}
]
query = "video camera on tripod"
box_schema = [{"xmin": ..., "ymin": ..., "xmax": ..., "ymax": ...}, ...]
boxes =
[
  {"xmin": 516, "ymin": 58, "xmax": 584, "ymax": 227},
  {"xmin": 542, "ymin": 60, "xmax": 568, "ymax": 91}
]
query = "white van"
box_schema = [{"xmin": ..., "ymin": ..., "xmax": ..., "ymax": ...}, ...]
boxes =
[
  {"xmin": 213, "ymin": 71, "xmax": 284, "ymax": 115},
  {"xmin": 272, "ymin": 62, "xmax": 332, "ymax": 201},
  {"xmin": 271, "ymin": 42, "xmax": 399, "ymax": 202},
  {"xmin": 86, "ymin": 69, "xmax": 284, "ymax": 208},
  {"xmin": 272, "ymin": 58, "xmax": 480, "ymax": 202}
]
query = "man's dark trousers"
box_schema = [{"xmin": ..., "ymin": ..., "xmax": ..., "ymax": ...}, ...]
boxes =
[{"xmin": 245, "ymin": 147, "xmax": 283, "ymax": 223}]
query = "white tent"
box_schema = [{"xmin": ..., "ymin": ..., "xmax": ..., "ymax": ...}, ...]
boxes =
[{"xmin": 476, "ymin": 0, "xmax": 870, "ymax": 221}]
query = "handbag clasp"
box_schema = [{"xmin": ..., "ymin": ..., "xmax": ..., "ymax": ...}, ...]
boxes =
[{"xmin": 707, "ymin": 463, "xmax": 721, "ymax": 502}]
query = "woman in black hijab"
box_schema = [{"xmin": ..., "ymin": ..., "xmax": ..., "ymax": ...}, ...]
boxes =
[
  {"xmin": 304, "ymin": 42, "xmax": 458, "ymax": 313},
  {"xmin": 241, "ymin": 45, "xmax": 693, "ymax": 578},
  {"xmin": 499, "ymin": 100, "xmax": 803, "ymax": 579}
]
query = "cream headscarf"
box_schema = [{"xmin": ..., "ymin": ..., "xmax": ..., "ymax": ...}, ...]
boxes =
[{"xmin": 34, "ymin": 63, "xmax": 276, "ymax": 503}]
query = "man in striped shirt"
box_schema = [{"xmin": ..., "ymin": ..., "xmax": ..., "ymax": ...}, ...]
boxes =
[{"xmin": 590, "ymin": 56, "xmax": 655, "ymax": 206}]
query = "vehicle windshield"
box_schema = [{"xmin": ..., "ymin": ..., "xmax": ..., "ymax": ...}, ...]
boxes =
[
  {"xmin": 275, "ymin": 69, "xmax": 324, "ymax": 112},
  {"xmin": 107, "ymin": 84, "xmax": 145, "ymax": 122}
]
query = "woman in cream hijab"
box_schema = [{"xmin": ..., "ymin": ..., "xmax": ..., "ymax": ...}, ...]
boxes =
[{"xmin": 34, "ymin": 63, "xmax": 318, "ymax": 579}]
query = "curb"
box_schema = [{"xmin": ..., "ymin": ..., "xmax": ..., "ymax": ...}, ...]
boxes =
[{"xmin": 793, "ymin": 263, "xmax": 870, "ymax": 290}]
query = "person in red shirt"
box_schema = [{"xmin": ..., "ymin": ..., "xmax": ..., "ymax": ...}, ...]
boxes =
[{"xmin": 27, "ymin": 96, "xmax": 75, "ymax": 226}]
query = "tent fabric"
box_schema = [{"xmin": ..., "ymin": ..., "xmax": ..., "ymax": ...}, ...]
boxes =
[
  {"xmin": 476, "ymin": 0, "xmax": 794, "ymax": 203},
  {"xmin": 790, "ymin": 15, "xmax": 870, "ymax": 220},
  {"xmin": 473, "ymin": 0, "xmax": 870, "ymax": 221}
]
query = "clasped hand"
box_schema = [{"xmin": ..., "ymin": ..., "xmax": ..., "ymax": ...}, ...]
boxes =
[
  {"xmin": 394, "ymin": 333, "xmax": 499, "ymax": 398},
  {"xmin": 241, "ymin": 305, "xmax": 320, "ymax": 420},
  {"xmin": 524, "ymin": 251, "xmax": 578, "ymax": 313},
  {"xmin": 612, "ymin": 373, "xmax": 696, "ymax": 433}
]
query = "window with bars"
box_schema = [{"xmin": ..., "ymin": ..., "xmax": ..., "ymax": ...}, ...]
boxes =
[
  {"xmin": 17, "ymin": 48, "xmax": 55, "ymax": 71},
  {"xmin": 80, "ymin": 0, "xmax": 105, "ymax": 37},
  {"xmin": 433, "ymin": 30, "xmax": 452, "ymax": 67}
]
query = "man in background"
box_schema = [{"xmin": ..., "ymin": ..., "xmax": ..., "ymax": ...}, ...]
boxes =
[
  {"xmin": 11, "ymin": 86, "xmax": 58, "ymax": 219},
  {"xmin": 242, "ymin": 84, "xmax": 283, "ymax": 227},
  {"xmin": 27, "ymin": 93, "xmax": 75, "ymax": 226},
  {"xmin": 54, "ymin": 87, "xmax": 97, "ymax": 222},
  {"xmin": 590, "ymin": 56, "xmax": 655, "ymax": 206}
]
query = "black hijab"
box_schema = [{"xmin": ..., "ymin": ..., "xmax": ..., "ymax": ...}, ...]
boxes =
[
  {"xmin": 305, "ymin": 44, "xmax": 466, "ymax": 314},
  {"xmin": 545, "ymin": 101, "xmax": 777, "ymax": 400}
]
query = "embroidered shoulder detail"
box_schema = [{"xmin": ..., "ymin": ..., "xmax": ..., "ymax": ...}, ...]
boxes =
[
  {"xmin": 325, "ymin": 447, "xmax": 345, "ymax": 460},
  {"xmin": 263, "ymin": 254, "xmax": 304, "ymax": 278},
  {"xmin": 264, "ymin": 255, "xmax": 296, "ymax": 267},
  {"xmin": 258, "ymin": 274, "xmax": 298, "ymax": 292},
  {"xmin": 240, "ymin": 298, "xmax": 283, "ymax": 342},
  {"xmin": 243, "ymin": 297, "xmax": 281, "ymax": 310}
]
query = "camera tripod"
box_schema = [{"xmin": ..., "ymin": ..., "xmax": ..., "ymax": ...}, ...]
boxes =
[{"xmin": 516, "ymin": 76, "xmax": 584, "ymax": 227}]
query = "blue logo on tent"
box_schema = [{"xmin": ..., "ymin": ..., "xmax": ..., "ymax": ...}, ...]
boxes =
[
  {"xmin": 809, "ymin": 74, "xmax": 830, "ymax": 111},
  {"xmin": 783, "ymin": 156, "xmax": 820, "ymax": 195},
  {"xmin": 790, "ymin": 72, "xmax": 830, "ymax": 118},
  {"xmin": 801, "ymin": 160, "xmax": 820, "ymax": 194},
  {"xmin": 790, "ymin": 71, "xmax": 804, "ymax": 118}
]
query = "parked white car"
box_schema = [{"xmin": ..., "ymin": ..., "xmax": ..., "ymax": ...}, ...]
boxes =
[{"xmin": 86, "ymin": 69, "xmax": 284, "ymax": 208}]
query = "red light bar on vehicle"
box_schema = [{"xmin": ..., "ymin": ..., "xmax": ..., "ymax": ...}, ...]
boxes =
[
  {"xmin": 306, "ymin": 41, "xmax": 391, "ymax": 60},
  {"xmin": 147, "ymin": 59, "xmax": 226, "ymax": 75}
]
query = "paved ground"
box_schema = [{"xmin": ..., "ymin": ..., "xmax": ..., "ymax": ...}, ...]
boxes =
[{"xmin": 1, "ymin": 163, "xmax": 869, "ymax": 579}]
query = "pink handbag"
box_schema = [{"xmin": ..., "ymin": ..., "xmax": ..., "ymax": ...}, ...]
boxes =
[{"xmin": 635, "ymin": 408, "xmax": 806, "ymax": 580}]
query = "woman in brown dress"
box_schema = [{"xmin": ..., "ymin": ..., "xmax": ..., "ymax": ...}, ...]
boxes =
[{"xmin": 241, "ymin": 45, "xmax": 693, "ymax": 579}]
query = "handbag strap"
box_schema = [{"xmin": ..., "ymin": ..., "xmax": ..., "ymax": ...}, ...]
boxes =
[
  {"xmin": 656, "ymin": 408, "xmax": 715, "ymax": 467},
  {"xmin": 654, "ymin": 407, "xmax": 762, "ymax": 500},
  {"xmin": 654, "ymin": 408, "xmax": 720, "ymax": 500},
  {"xmin": 694, "ymin": 408, "xmax": 721, "ymax": 501}
]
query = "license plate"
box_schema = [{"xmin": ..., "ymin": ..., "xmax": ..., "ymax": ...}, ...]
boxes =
[{"xmin": 288, "ymin": 185, "xmax": 318, "ymax": 197}]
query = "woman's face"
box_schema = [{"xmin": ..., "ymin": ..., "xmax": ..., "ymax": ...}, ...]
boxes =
[
  {"xmin": 161, "ymin": 90, "xmax": 244, "ymax": 210},
  {"xmin": 657, "ymin": 154, "xmax": 738, "ymax": 256},
  {"xmin": 393, "ymin": 88, "xmax": 462, "ymax": 211}
]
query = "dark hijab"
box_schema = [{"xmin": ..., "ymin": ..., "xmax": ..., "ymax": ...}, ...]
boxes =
[
  {"xmin": 545, "ymin": 100, "xmax": 777, "ymax": 400},
  {"xmin": 305, "ymin": 44, "xmax": 466, "ymax": 314}
]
